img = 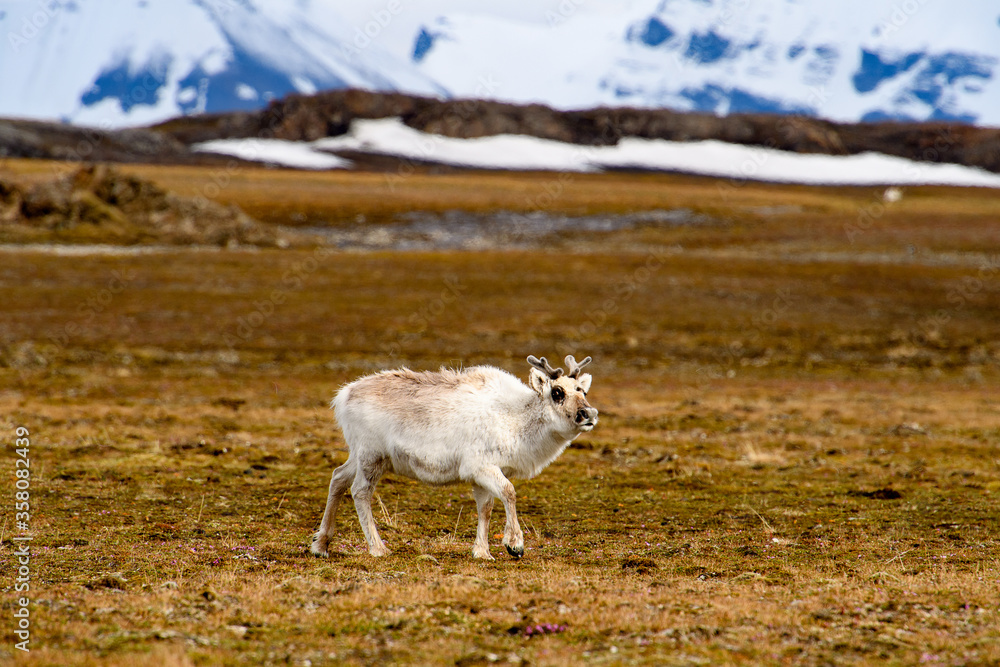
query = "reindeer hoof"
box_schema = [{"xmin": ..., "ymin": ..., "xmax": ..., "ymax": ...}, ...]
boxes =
[
  {"xmin": 310, "ymin": 538, "xmax": 330, "ymax": 558},
  {"xmin": 506, "ymin": 544, "xmax": 524, "ymax": 559}
]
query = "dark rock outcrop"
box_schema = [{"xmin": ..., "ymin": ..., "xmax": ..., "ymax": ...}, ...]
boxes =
[
  {"xmin": 2, "ymin": 89, "xmax": 1000, "ymax": 174},
  {"xmin": 178, "ymin": 88, "xmax": 1000, "ymax": 173}
]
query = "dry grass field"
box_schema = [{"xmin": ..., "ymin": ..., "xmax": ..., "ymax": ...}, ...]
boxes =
[{"xmin": 1, "ymin": 158, "xmax": 999, "ymax": 665}]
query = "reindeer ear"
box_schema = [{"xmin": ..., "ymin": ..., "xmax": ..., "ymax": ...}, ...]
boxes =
[
  {"xmin": 528, "ymin": 367, "xmax": 549, "ymax": 395},
  {"xmin": 578, "ymin": 373, "xmax": 592, "ymax": 394}
]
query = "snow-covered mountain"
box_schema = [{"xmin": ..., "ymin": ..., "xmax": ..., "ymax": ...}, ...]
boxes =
[
  {"xmin": 2, "ymin": 0, "xmax": 999, "ymax": 128},
  {"xmin": 389, "ymin": 0, "xmax": 1000, "ymax": 125},
  {"xmin": 0, "ymin": 0, "xmax": 446, "ymax": 127}
]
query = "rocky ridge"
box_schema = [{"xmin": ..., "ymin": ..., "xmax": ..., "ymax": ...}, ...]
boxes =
[{"xmin": 2, "ymin": 89, "xmax": 999, "ymax": 174}]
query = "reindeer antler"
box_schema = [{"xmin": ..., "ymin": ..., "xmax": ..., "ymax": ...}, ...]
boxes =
[
  {"xmin": 527, "ymin": 355, "xmax": 564, "ymax": 379},
  {"xmin": 564, "ymin": 355, "xmax": 592, "ymax": 379}
]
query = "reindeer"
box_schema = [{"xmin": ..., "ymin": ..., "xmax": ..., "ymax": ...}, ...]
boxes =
[{"xmin": 311, "ymin": 355, "xmax": 598, "ymax": 560}]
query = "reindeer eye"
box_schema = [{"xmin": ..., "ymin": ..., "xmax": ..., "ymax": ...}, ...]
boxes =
[{"xmin": 550, "ymin": 386, "xmax": 565, "ymax": 404}]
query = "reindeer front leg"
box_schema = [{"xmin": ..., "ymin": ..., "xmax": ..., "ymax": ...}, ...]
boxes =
[
  {"xmin": 473, "ymin": 467, "xmax": 524, "ymax": 559},
  {"xmin": 471, "ymin": 483, "xmax": 495, "ymax": 560}
]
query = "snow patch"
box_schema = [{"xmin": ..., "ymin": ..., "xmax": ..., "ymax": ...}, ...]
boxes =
[
  {"xmin": 315, "ymin": 119, "xmax": 600, "ymax": 172},
  {"xmin": 193, "ymin": 138, "xmax": 353, "ymax": 170},
  {"xmin": 235, "ymin": 84, "xmax": 258, "ymax": 101},
  {"xmin": 195, "ymin": 117, "xmax": 1000, "ymax": 188},
  {"xmin": 291, "ymin": 76, "xmax": 317, "ymax": 95}
]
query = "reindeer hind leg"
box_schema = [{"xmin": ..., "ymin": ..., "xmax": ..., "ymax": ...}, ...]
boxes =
[
  {"xmin": 352, "ymin": 456, "xmax": 391, "ymax": 557},
  {"xmin": 311, "ymin": 457, "xmax": 357, "ymax": 557}
]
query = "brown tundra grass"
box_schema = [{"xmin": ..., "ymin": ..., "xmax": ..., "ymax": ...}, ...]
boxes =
[{"xmin": 0, "ymin": 159, "xmax": 998, "ymax": 665}]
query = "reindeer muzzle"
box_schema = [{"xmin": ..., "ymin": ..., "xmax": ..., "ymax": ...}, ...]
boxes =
[{"xmin": 576, "ymin": 407, "xmax": 598, "ymax": 429}]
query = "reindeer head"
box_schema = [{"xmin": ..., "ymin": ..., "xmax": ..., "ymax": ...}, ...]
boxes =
[{"xmin": 527, "ymin": 355, "xmax": 599, "ymax": 433}]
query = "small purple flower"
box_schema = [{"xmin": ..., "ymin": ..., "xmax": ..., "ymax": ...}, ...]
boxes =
[{"xmin": 523, "ymin": 623, "xmax": 567, "ymax": 637}]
